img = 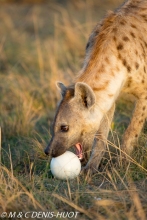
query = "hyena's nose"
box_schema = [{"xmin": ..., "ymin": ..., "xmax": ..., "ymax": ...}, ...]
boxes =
[
  {"xmin": 44, "ymin": 148, "xmax": 50, "ymax": 155},
  {"xmin": 44, "ymin": 138, "xmax": 53, "ymax": 155},
  {"xmin": 44, "ymin": 143, "xmax": 52, "ymax": 155}
]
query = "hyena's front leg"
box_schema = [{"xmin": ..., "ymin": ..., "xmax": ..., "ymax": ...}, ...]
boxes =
[
  {"xmin": 84, "ymin": 103, "xmax": 115, "ymax": 173},
  {"xmin": 121, "ymin": 97, "xmax": 147, "ymax": 155}
]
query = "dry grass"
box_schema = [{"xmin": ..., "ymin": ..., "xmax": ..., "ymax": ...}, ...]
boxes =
[{"xmin": 0, "ymin": 0, "xmax": 147, "ymax": 219}]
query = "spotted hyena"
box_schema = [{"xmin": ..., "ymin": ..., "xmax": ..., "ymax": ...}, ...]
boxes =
[{"xmin": 45, "ymin": 0, "xmax": 147, "ymax": 173}]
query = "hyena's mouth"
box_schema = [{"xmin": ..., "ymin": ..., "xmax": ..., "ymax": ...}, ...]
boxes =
[{"xmin": 75, "ymin": 143, "xmax": 83, "ymax": 160}]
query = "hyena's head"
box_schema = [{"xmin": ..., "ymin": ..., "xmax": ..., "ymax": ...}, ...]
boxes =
[{"xmin": 44, "ymin": 81, "xmax": 100, "ymax": 161}]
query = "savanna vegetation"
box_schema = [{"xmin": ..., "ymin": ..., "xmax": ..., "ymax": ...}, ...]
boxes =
[{"xmin": 0, "ymin": 0, "xmax": 147, "ymax": 219}]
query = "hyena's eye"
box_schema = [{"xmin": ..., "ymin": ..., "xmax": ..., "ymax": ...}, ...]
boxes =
[{"xmin": 61, "ymin": 125, "xmax": 69, "ymax": 132}]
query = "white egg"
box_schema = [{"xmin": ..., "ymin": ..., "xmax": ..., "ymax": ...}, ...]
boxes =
[{"xmin": 50, "ymin": 151, "xmax": 81, "ymax": 180}]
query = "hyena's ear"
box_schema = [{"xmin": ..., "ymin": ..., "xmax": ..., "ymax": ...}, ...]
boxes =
[
  {"xmin": 56, "ymin": 82, "xmax": 67, "ymax": 97},
  {"xmin": 75, "ymin": 82, "xmax": 96, "ymax": 108}
]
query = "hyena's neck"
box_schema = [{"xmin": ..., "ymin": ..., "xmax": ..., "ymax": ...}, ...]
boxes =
[
  {"xmin": 77, "ymin": 51, "xmax": 126, "ymax": 114},
  {"xmin": 76, "ymin": 8, "xmax": 130, "ymax": 114}
]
